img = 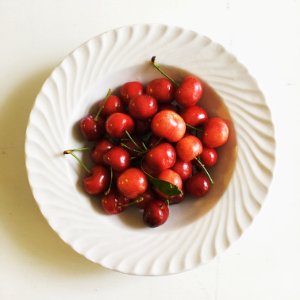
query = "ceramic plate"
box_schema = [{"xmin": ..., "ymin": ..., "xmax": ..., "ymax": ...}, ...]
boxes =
[{"xmin": 25, "ymin": 24, "xmax": 275, "ymax": 275}]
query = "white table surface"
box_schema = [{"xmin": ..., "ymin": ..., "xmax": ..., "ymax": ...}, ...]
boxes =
[{"xmin": 0, "ymin": 0, "xmax": 299, "ymax": 299}]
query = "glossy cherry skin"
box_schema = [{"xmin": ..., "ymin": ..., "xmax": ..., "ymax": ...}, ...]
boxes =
[
  {"xmin": 143, "ymin": 200, "xmax": 169, "ymax": 228},
  {"xmin": 136, "ymin": 189, "xmax": 156, "ymax": 209},
  {"xmin": 144, "ymin": 143, "xmax": 176, "ymax": 173},
  {"xmin": 156, "ymin": 169, "xmax": 182, "ymax": 198},
  {"xmin": 103, "ymin": 146, "xmax": 130, "ymax": 172},
  {"xmin": 176, "ymin": 135, "xmax": 203, "ymax": 162},
  {"xmin": 146, "ymin": 78, "xmax": 174, "ymax": 103},
  {"xmin": 175, "ymin": 76, "xmax": 203, "ymax": 107},
  {"xmin": 128, "ymin": 95, "xmax": 158, "ymax": 119},
  {"xmin": 99, "ymin": 95, "xmax": 124, "ymax": 117},
  {"xmin": 200, "ymin": 147, "xmax": 218, "ymax": 167},
  {"xmin": 151, "ymin": 110, "xmax": 186, "ymax": 142},
  {"xmin": 185, "ymin": 173, "xmax": 210, "ymax": 197},
  {"xmin": 105, "ymin": 113, "xmax": 134, "ymax": 138},
  {"xmin": 120, "ymin": 81, "xmax": 143, "ymax": 104},
  {"xmin": 83, "ymin": 166, "xmax": 109, "ymax": 195},
  {"xmin": 91, "ymin": 139, "xmax": 113, "ymax": 164},
  {"xmin": 202, "ymin": 117, "xmax": 229, "ymax": 148},
  {"xmin": 180, "ymin": 106, "xmax": 208, "ymax": 127},
  {"xmin": 117, "ymin": 168, "xmax": 148, "ymax": 199},
  {"xmin": 172, "ymin": 160, "xmax": 192, "ymax": 180},
  {"xmin": 101, "ymin": 190, "xmax": 130, "ymax": 214},
  {"xmin": 169, "ymin": 193, "xmax": 185, "ymax": 205},
  {"xmin": 80, "ymin": 115, "xmax": 104, "ymax": 141}
]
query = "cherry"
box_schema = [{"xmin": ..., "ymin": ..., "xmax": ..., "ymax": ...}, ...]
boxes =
[
  {"xmin": 141, "ymin": 160, "xmax": 159, "ymax": 177},
  {"xmin": 202, "ymin": 117, "xmax": 229, "ymax": 148},
  {"xmin": 175, "ymin": 75, "xmax": 203, "ymax": 107},
  {"xmin": 151, "ymin": 110, "xmax": 186, "ymax": 142},
  {"xmin": 80, "ymin": 115, "xmax": 104, "ymax": 141},
  {"xmin": 103, "ymin": 146, "xmax": 130, "ymax": 172},
  {"xmin": 180, "ymin": 106, "xmax": 208, "ymax": 127},
  {"xmin": 172, "ymin": 160, "xmax": 192, "ymax": 180},
  {"xmin": 157, "ymin": 169, "xmax": 182, "ymax": 198},
  {"xmin": 135, "ymin": 189, "xmax": 156, "ymax": 209},
  {"xmin": 146, "ymin": 78, "xmax": 174, "ymax": 103},
  {"xmin": 200, "ymin": 147, "xmax": 218, "ymax": 167},
  {"xmin": 99, "ymin": 95, "xmax": 124, "ymax": 117},
  {"xmin": 101, "ymin": 190, "xmax": 130, "ymax": 214},
  {"xmin": 143, "ymin": 200, "xmax": 169, "ymax": 228},
  {"xmin": 105, "ymin": 113, "xmax": 134, "ymax": 138},
  {"xmin": 83, "ymin": 166, "xmax": 109, "ymax": 195},
  {"xmin": 144, "ymin": 143, "xmax": 176, "ymax": 173},
  {"xmin": 120, "ymin": 81, "xmax": 143, "ymax": 104},
  {"xmin": 128, "ymin": 94, "xmax": 158, "ymax": 119},
  {"xmin": 185, "ymin": 173, "xmax": 210, "ymax": 197},
  {"xmin": 91, "ymin": 139, "xmax": 113, "ymax": 164},
  {"xmin": 169, "ymin": 193, "xmax": 185, "ymax": 205},
  {"xmin": 117, "ymin": 168, "xmax": 148, "ymax": 199},
  {"xmin": 176, "ymin": 135, "xmax": 203, "ymax": 162}
]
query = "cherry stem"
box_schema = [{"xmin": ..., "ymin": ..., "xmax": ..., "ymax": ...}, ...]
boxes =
[
  {"xmin": 151, "ymin": 56, "xmax": 179, "ymax": 87},
  {"xmin": 125, "ymin": 130, "xmax": 144, "ymax": 151},
  {"xmin": 194, "ymin": 156, "xmax": 214, "ymax": 185},
  {"xmin": 141, "ymin": 141, "xmax": 148, "ymax": 151},
  {"xmin": 63, "ymin": 150, "xmax": 91, "ymax": 174},
  {"xmin": 63, "ymin": 147, "xmax": 90, "ymax": 153},
  {"xmin": 104, "ymin": 167, "xmax": 113, "ymax": 195},
  {"xmin": 186, "ymin": 124, "xmax": 203, "ymax": 132},
  {"xmin": 94, "ymin": 88, "xmax": 112, "ymax": 121},
  {"xmin": 122, "ymin": 197, "xmax": 144, "ymax": 208}
]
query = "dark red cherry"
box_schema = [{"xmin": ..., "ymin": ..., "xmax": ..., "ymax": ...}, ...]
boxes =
[
  {"xmin": 135, "ymin": 119, "xmax": 151, "ymax": 136},
  {"xmin": 91, "ymin": 139, "xmax": 113, "ymax": 164},
  {"xmin": 117, "ymin": 168, "xmax": 148, "ymax": 199},
  {"xmin": 99, "ymin": 95, "xmax": 124, "ymax": 117},
  {"xmin": 175, "ymin": 75, "xmax": 203, "ymax": 107},
  {"xmin": 172, "ymin": 160, "xmax": 192, "ymax": 180},
  {"xmin": 200, "ymin": 147, "xmax": 218, "ymax": 167},
  {"xmin": 146, "ymin": 78, "xmax": 174, "ymax": 103},
  {"xmin": 180, "ymin": 106, "xmax": 208, "ymax": 126},
  {"xmin": 169, "ymin": 193, "xmax": 185, "ymax": 205},
  {"xmin": 103, "ymin": 146, "xmax": 130, "ymax": 172},
  {"xmin": 144, "ymin": 143, "xmax": 176, "ymax": 173},
  {"xmin": 101, "ymin": 190, "xmax": 130, "ymax": 214},
  {"xmin": 135, "ymin": 189, "xmax": 156, "ymax": 209},
  {"xmin": 143, "ymin": 200, "xmax": 169, "ymax": 228},
  {"xmin": 80, "ymin": 115, "xmax": 104, "ymax": 141},
  {"xmin": 129, "ymin": 94, "xmax": 158, "ymax": 119},
  {"xmin": 120, "ymin": 81, "xmax": 143, "ymax": 104},
  {"xmin": 185, "ymin": 173, "xmax": 210, "ymax": 197},
  {"xmin": 105, "ymin": 113, "xmax": 134, "ymax": 138},
  {"xmin": 83, "ymin": 166, "xmax": 109, "ymax": 195}
]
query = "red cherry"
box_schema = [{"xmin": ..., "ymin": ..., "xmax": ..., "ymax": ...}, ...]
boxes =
[
  {"xmin": 136, "ymin": 189, "xmax": 156, "ymax": 209},
  {"xmin": 175, "ymin": 75, "xmax": 203, "ymax": 107},
  {"xmin": 117, "ymin": 168, "xmax": 148, "ymax": 199},
  {"xmin": 151, "ymin": 110, "xmax": 186, "ymax": 142},
  {"xmin": 200, "ymin": 147, "xmax": 218, "ymax": 167},
  {"xmin": 157, "ymin": 169, "xmax": 182, "ymax": 198},
  {"xmin": 172, "ymin": 160, "xmax": 192, "ymax": 180},
  {"xmin": 103, "ymin": 146, "xmax": 130, "ymax": 172},
  {"xmin": 80, "ymin": 115, "xmax": 104, "ymax": 141},
  {"xmin": 105, "ymin": 113, "xmax": 134, "ymax": 138},
  {"xmin": 91, "ymin": 139, "xmax": 113, "ymax": 164},
  {"xmin": 128, "ymin": 95, "xmax": 158, "ymax": 119},
  {"xmin": 143, "ymin": 200, "xmax": 169, "ymax": 228},
  {"xmin": 176, "ymin": 135, "xmax": 203, "ymax": 162},
  {"xmin": 180, "ymin": 106, "xmax": 208, "ymax": 126},
  {"xmin": 120, "ymin": 81, "xmax": 143, "ymax": 104},
  {"xmin": 146, "ymin": 78, "xmax": 174, "ymax": 103},
  {"xmin": 144, "ymin": 143, "xmax": 176, "ymax": 173},
  {"xmin": 101, "ymin": 190, "xmax": 130, "ymax": 214},
  {"xmin": 202, "ymin": 117, "xmax": 229, "ymax": 148},
  {"xmin": 185, "ymin": 173, "xmax": 210, "ymax": 197},
  {"xmin": 83, "ymin": 166, "xmax": 109, "ymax": 195},
  {"xmin": 169, "ymin": 193, "xmax": 185, "ymax": 205},
  {"xmin": 99, "ymin": 95, "xmax": 124, "ymax": 117}
]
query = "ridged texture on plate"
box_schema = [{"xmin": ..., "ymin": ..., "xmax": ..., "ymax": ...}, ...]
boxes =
[{"xmin": 25, "ymin": 24, "xmax": 275, "ymax": 275}]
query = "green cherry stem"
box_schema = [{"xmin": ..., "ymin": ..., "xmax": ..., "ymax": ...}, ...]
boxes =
[
  {"xmin": 63, "ymin": 150, "xmax": 91, "ymax": 174},
  {"xmin": 125, "ymin": 130, "xmax": 144, "ymax": 151},
  {"xmin": 194, "ymin": 156, "xmax": 214, "ymax": 185},
  {"xmin": 186, "ymin": 124, "xmax": 203, "ymax": 132},
  {"xmin": 120, "ymin": 143, "xmax": 143, "ymax": 154},
  {"xmin": 94, "ymin": 88, "xmax": 112, "ymax": 121},
  {"xmin": 151, "ymin": 56, "xmax": 179, "ymax": 87},
  {"xmin": 104, "ymin": 167, "xmax": 113, "ymax": 195}
]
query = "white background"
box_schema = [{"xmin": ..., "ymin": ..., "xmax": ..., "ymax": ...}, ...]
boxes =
[{"xmin": 0, "ymin": 0, "xmax": 299, "ymax": 299}]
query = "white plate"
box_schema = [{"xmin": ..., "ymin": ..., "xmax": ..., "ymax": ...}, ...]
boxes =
[{"xmin": 25, "ymin": 24, "xmax": 275, "ymax": 275}]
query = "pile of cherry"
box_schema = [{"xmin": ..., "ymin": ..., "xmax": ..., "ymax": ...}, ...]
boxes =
[{"xmin": 64, "ymin": 58, "xmax": 229, "ymax": 228}]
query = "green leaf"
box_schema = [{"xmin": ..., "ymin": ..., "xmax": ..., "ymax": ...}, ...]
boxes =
[{"xmin": 147, "ymin": 176, "xmax": 183, "ymax": 196}]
